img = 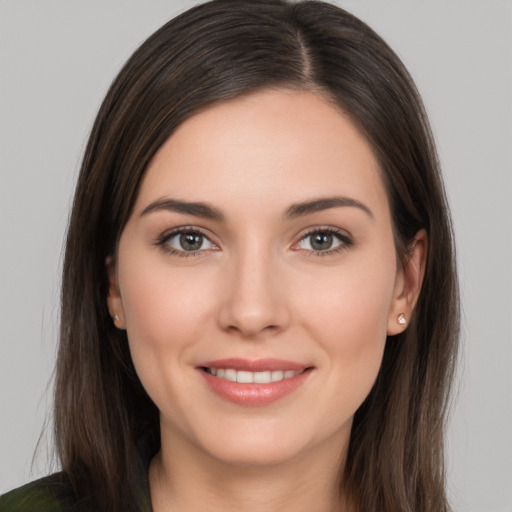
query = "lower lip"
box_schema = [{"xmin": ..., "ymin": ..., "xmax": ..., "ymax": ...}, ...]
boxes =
[{"xmin": 199, "ymin": 368, "xmax": 312, "ymax": 406}]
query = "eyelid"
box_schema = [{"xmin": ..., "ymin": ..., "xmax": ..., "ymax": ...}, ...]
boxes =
[
  {"xmin": 154, "ymin": 224, "xmax": 353, "ymax": 258},
  {"xmin": 155, "ymin": 225, "xmax": 219, "ymax": 256},
  {"xmin": 291, "ymin": 226, "xmax": 354, "ymax": 255}
]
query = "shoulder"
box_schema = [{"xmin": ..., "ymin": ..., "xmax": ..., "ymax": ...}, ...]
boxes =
[{"xmin": 0, "ymin": 473, "xmax": 77, "ymax": 512}]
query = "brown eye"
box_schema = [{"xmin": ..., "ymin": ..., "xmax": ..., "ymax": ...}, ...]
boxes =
[
  {"xmin": 180, "ymin": 232, "xmax": 204, "ymax": 251},
  {"xmin": 310, "ymin": 233, "xmax": 334, "ymax": 251},
  {"xmin": 296, "ymin": 230, "xmax": 349, "ymax": 253},
  {"xmin": 164, "ymin": 230, "xmax": 215, "ymax": 253}
]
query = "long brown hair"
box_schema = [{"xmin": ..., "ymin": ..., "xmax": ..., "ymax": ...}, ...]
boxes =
[{"xmin": 55, "ymin": 1, "xmax": 459, "ymax": 510}]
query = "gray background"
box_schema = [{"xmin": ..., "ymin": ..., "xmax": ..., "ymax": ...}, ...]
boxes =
[{"xmin": 0, "ymin": 1, "xmax": 511, "ymax": 510}]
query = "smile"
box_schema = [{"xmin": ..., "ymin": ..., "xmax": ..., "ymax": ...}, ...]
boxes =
[
  {"xmin": 198, "ymin": 358, "xmax": 313, "ymax": 406},
  {"xmin": 203, "ymin": 368, "xmax": 302, "ymax": 383}
]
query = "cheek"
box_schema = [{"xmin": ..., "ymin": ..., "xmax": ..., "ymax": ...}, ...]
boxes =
[
  {"xmin": 295, "ymin": 253, "xmax": 396, "ymax": 411},
  {"xmin": 298, "ymin": 253, "xmax": 396, "ymax": 342},
  {"xmin": 116, "ymin": 253, "xmax": 216, "ymax": 399},
  {"xmin": 119, "ymin": 251, "xmax": 214, "ymax": 342}
]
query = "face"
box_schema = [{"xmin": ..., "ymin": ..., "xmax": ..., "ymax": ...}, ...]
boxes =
[{"xmin": 108, "ymin": 89, "xmax": 420, "ymax": 468}]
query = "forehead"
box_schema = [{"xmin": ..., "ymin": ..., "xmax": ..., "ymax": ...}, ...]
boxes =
[{"xmin": 136, "ymin": 89, "xmax": 388, "ymax": 217}]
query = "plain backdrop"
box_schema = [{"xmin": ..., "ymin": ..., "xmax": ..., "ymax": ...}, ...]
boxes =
[{"xmin": 0, "ymin": 1, "xmax": 511, "ymax": 510}]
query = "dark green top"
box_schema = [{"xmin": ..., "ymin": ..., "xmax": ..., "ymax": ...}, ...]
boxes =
[
  {"xmin": 0, "ymin": 473, "xmax": 78, "ymax": 512},
  {"xmin": 0, "ymin": 471, "xmax": 152, "ymax": 512},
  {"xmin": 1, "ymin": 430, "xmax": 156, "ymax": 512}
]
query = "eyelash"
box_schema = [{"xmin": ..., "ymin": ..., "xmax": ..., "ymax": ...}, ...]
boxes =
[
  {"xmin": 293, "ymin": 227, "xmax": 353, "ymax": 257},
  {"xmin": 155, "ymin": 226, "xmax": 353, "ymax": 258},
  {"xmin": 155, "ymin": 226, "xmax": 217, "ymax": 258}
]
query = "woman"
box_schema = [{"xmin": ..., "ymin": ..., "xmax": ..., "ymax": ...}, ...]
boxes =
[{"xmin": 0, "ymin": 0, "xmax": 459, "ymax": 511}]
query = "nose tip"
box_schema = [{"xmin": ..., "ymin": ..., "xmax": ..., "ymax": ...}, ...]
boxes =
[
  {"xmin": 216, "ymin": 258, "xmax": 290, "ymax": 339},
  {"xmin": 223, "ymin": 313, "xmax": 282, "ymax": 338},
  {"xmin": 218, "ymin": 290, "xmax": 289, "ymax": 339}
]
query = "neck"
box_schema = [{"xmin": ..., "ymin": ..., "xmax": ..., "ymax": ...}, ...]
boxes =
[{"xmin": 149, "ymin": 432, "xmax": 352, "ymax": 512}]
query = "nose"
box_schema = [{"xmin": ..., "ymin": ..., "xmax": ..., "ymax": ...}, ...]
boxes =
[{"xmin": 216, "ymin": 247, "xmax": 290, "ymax": 339}]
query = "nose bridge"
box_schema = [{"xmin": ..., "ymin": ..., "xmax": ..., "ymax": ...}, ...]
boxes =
[{"xmin": 217, "ymin": 238, "xmax": 289, "ymax": 337}]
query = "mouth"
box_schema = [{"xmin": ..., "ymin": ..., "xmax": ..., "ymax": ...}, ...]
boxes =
[
  {"xmin": 201, "ymin": 367, "xmax": 305, "ymax": 384},
  {"xmin": 197, "ymin": 358, "xmax": 314, "ymax": 406}
]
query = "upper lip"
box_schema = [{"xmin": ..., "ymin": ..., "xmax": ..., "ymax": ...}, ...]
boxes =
[{"xmin": 198, "ymin": 358, "xmax": 310, "ymax": 372}]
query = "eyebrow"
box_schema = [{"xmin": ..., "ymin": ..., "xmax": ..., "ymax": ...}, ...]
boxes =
[
  {"xmin": 283, "ymin": 196, "xmax": 373, "ymax": 220},
  {"xmin": 140, "ymin": 198, "xmax": 225, "ymax": 221},
  {"xmin": 140, "ymin": 195, "xmax": 373, "ymax": 222}
]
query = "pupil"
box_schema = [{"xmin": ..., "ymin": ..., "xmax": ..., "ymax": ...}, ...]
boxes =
[
  {"xmin": 180, "ymin": 233, "xmax": 202, "ymax": 251},
  {"xmin": 311, "ymin": 233, "xmax": 332, "ymax": 251}
]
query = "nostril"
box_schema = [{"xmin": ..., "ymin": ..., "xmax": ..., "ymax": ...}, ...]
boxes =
[
  {"xmin": 225, "ymin": 323, "xmax": 281, "ymax": 338},
  {"xmin": 216, "ymin": 286, "xmax": 291, "ymax": 337}
]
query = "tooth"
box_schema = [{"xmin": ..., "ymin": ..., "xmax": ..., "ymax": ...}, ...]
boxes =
[
  {"xmin": 211, "ymin": 368, "xmax": 301, "ymax": 383},
  {"xmin": 253, "ymin": 371, "xmax": 271, "ymax": 383},
  {"xmin": 271, "ymin": 370, "xmax": 284, "ymax": 382},
  {"xmin": 237, "ymin": 370, "xmax": 254, "ymax": 383},
  {"xmin": 225, "ymin": 369, "xmax": 237, "ymax": 382}
]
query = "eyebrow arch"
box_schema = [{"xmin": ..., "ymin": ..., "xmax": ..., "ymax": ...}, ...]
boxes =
[
  {"xmin": 140, "ymin": 198, "xmax": 225, "ymax": 221},
  {"xmin": 284, "ymin": 196, "xmax": 373, "ymax": 220}
]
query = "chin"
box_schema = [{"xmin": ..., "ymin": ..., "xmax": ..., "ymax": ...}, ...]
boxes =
[
  {"xmin": 185, "ymin": 413, "xmax": 350, "ymax": 469},
  {"xmin": 203, "ymin": 436, "xmax": 308, "ymax": 468},
  {"xmin": 165, "ymin": 413, "xmax": 306, "ymax": 467}
]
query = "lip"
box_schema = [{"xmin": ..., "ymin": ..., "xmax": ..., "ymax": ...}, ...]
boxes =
[
  {"xmin": 199, "ymin": 358, "xmax": 307, "ymax": 372},
  {"xmin": 197, "ymin": 358, "xmax": 313, "ymax": 406}
]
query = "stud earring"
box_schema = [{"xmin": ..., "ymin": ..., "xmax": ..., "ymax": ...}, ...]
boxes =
[
  {"xmin": 397, "ymin": 313, "xmax": 407, "ymax": 326},
  {"xmin": 113, "ymin": 314, "xmax": 120, "ymax": 324}
]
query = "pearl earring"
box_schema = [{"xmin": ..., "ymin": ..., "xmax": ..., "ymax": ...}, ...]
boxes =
[{"xmin": 397, "ymin": 313, "xmax": 407, "ymax": 326}]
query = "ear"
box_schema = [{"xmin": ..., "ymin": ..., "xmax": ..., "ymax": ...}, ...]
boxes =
[
  {"xmin": 387, "ymin": 229, "xmax": 427, "ymax": 335},
  {"xmin": 106, "ymin": 256, "xmax": 126, "ymax": 330}
]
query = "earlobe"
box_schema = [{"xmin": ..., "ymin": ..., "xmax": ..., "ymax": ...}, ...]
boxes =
[
  {"xmin": 106, "ymin": 256, "xmax": 126, "ymax": 330},
  {"xmin": 387, "ymin": 229, "xmax": 427, "ymax": 335}
]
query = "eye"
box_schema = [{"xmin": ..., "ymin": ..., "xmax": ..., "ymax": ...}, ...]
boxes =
[
  {"xmin": 158, "ymin": 228, "xmax": 216, "ymax": 255},
  {"xmin": 295, "ymin": 229, "xmax": 351, "ymax": 254}
]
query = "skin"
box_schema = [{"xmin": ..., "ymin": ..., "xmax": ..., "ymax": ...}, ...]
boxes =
[{"xmin": 107, "ymin": 89, "xmax": 426, "ymax": 512}]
